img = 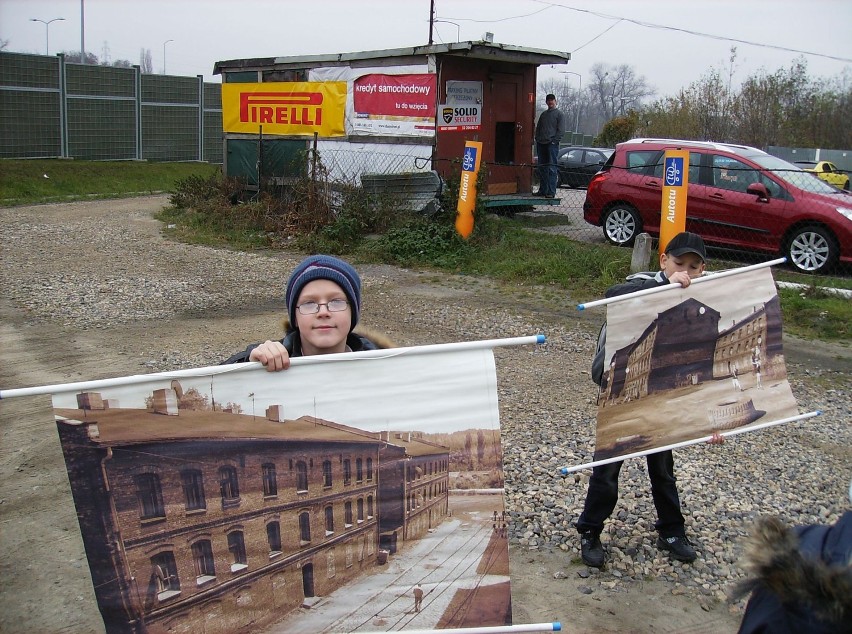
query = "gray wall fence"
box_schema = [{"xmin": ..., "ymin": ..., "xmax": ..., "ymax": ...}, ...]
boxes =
[{"xmin": 0, "ymin": 51, "xmax": 223, "ymax": 164}]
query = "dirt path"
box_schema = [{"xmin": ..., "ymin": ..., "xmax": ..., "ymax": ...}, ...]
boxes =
[{"xmin": 0, "ymin": 196, "xmax": 847, "ymax": 633}]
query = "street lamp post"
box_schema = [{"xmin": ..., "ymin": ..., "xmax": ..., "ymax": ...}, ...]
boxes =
[
  {"xmin": 30, "ymin": 17, "xmax": 65, "ymax": 56},
  {"xmin": 561, "ymin": 71, "xmax": 582, "ymax": 133},
  {"xmin": 433, "ymin": 20, "xmax": 461, "ymax": 42},
  {"xmin": 163, "ymin": 39, "xmax": 174, "ymax": 74}
]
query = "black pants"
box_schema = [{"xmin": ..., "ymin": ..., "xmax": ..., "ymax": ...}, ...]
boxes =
[{"xmin": 576, "ymin": 450, "xmax": 686, "ymax": 538}]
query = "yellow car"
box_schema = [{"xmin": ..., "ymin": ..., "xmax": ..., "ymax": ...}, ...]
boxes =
[{"xmin": 797, "ymin": 160, "xmax": 850, "ymax": 190}]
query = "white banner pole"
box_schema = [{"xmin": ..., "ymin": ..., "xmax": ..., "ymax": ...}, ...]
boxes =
[
  {"xmin": 560, "ymin": 410, "xmax": 821, "ymax": 475},
  {"xmin": 355, "ymin": 623, "xmax": 562, "ymax": 634},
  {"xmin": 577, "ymin": 258, "xmax": 786, "ymax": 311},
  {"xmin": 0, "ymin": 335, "xmax": 546, "ymax": 399}
]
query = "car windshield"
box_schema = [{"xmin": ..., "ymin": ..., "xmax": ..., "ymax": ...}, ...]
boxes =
[{"xmin": 752, "ymin": 155, "xmax": 842, "ymax": 194}]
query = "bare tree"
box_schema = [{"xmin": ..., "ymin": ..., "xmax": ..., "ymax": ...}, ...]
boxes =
[
  {"xmin": 640, "ymin": 57, "xmax": 850, "ymax": 149},
  {"xmin": 140, "ymin": 48, "xmax": 153, "ymax": 74},
  {"xmin": 62, "ymin": 51, "xmax": 99, "ymax": 65},
  {"xmin": 588, "ymin": 63, "xmax": 655, "ymax": 122},
  {"xmin": 0, "ymin": 38, "xmax": 9, "ymax": 52}
]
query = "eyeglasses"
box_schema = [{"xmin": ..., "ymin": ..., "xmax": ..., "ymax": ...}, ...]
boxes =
[{"xmin": 296, "ymin": 299, "xmax": 350, "ymax": 315}]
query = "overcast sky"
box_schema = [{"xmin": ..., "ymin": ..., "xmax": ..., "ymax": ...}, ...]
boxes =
[{"xmin": 3, "ymin": 0, "xmax": 850, "ymax": 97}]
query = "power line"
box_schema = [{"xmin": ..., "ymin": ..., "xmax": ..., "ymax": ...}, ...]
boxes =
[{"xmin": 442, "ymin": 1, "xmax": 852, "ymax": 63}]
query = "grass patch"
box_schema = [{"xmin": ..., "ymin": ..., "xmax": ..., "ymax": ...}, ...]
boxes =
[
  {"xmin": 777, "ymin": 286, "xmax": 850, "ymax": 341},
  {"xmin": 0, "ymin": 159, "xmax": 219, "ymax": 206}
]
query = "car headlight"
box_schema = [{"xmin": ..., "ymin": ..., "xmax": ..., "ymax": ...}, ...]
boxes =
[{"xmin": 837, "ymin": 207, "xmax": 852, "ymax": 222}]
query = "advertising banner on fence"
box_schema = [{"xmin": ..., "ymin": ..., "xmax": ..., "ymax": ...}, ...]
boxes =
[
  {"xmin": 46, "ymin": 342, "xmax": 514, "ymax": 633},
  {"xmin": 595, "ymin": 265, "xmax": 798, "ymax": 461},
  {"xmin": 222, "ymin": 82, "xmax": 346, "ymax": 137},
  {"xmin": 351, "ymin": 73, "xmax": 437, "ymax": 137}
]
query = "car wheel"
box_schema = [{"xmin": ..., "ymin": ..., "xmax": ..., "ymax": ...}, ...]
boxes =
[
  {"xmin": 603, "ymin": 204, "xmax": 641, "ymax": 246},
  {"xmin": 785, "ymin": 225, "xmax": 839, "ymax": 274},
  {"xmin": 844, "ymin": 180, "xmax": 849, "ymax": 191}
]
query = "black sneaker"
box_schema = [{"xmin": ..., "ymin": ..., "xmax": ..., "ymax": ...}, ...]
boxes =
[
  {"xmin": 657, "ymin": 535, "xmax": 697, "ymax": 562},
  {"xmin": 580, "ymin": 531, "xmax": 605, "ymax": 568}
]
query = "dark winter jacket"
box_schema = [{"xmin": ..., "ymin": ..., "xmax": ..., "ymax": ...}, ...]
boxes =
[
  {"xmin": 732, "ymin": 513, "xmax": 852, "ymax": 634},
  {"xmin": 222, "ymin": 321, "xmax": 394, "ymax": 364},
  {"xmin": 604, "ymin": 270, "xmax": 667, "ymax": 299}
]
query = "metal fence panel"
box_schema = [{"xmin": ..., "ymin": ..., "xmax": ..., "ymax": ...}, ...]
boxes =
[
  {"xmin": 0, "ymin": 89, "xmax": 62, "ymax": 158},
  {"xmin": 67, "ymin": 98, "xmax": 136, "ymax": 160},
  {"xmin": 142, "ymin": 105, "xmax": 199, "ymax": 161},
  {"xmin": 0, "ymin": 52, "xmax": 59, "ymax": 88},
  {"xmin": 0, "ymin": 51, "xmax": 223, "ymax": 163},
  {"xmin": 67, "ymin": 63, "xmax": 135, "ymax": 97}
]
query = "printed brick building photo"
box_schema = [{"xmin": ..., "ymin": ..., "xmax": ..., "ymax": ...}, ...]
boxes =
[
  {"xmin": 55, "ymin": 385, "xmax": 450, "ymax": 633},
  {"xmin": 594, "ymin": 268, "xmax": 799, "ymax": 460}
]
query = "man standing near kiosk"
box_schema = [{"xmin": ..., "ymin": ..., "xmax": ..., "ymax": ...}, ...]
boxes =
[{"xmin": 534, "ymin": 93, "xmax": 565, "ymax": 198}]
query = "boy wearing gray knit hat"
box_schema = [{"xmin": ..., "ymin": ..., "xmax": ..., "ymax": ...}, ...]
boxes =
[
  {"xmin": 223, "ymin": 254, "xmax": 390, "ymax": 370},
  {"xmin": 285, "ymin": 254, "xmax": 362, "ymax": 333}
]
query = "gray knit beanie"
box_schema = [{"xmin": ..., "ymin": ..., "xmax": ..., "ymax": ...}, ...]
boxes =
[{"xmin": 285, "ymin": 255, "xmax": 361, "ymax": 332}]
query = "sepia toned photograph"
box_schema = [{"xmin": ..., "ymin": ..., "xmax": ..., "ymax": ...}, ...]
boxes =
[
  {"xmin": 51, "ymin": 346, "xmax": 511, "ymax": 633},
  {"xmin": 594, "ymin": 267, "xmax": 799, "ymax": 460}
]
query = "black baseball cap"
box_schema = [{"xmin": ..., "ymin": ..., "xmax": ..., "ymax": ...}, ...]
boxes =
[{"xmin": 664, "ymin": 232, "xmax": 707, "ymax": 261}]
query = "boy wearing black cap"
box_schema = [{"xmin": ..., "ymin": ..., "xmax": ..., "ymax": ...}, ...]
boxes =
[
  {"xmin": 578, "ymin": 232, "xmax": 709, "ymax": 567},
  {"xmin": 223, "ymin": 254, "xmax": 390, "ymax": 370}
]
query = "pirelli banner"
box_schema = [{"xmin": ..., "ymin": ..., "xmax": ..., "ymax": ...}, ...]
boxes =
[{"xmin": 221, "ymin": 82, "xmax": 347, "ymax": 137}]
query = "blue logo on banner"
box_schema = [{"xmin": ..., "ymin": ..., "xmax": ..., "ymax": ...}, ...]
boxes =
[
  {"xmin": 462, "ymin": 146, "xmax": 478, "ymax": 172},
  {"xmin": 664, "ymin": 157, "xmax": 683, "ymax": 186}
]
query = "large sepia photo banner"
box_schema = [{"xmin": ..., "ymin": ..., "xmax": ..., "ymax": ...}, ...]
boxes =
[
  {"xmin": 45, "ymin": 339, "xmax": 528, "ymax": 634},
  {"xmin": 594, "ymin": 265, "xmax": 800, "ymax": 462}
]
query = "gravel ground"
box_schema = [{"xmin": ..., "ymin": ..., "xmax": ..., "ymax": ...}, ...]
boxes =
[{"xmin": 1, "ymin": 195, "xmax": 849, "ymax": 632}]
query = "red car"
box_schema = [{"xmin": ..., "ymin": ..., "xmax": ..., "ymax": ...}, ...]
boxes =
[{"xmin": 583, "ymin": 138, "xmax": 852, "ymax": 273}]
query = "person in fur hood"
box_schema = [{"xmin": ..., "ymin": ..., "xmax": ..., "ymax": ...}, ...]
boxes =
[
  {"xmin": 731, "ymin": 508, "xmax": 852, "ymax": 634},
  {"xmin": 223, "ymin": 254, "xmax": 392, "ymax": 370}
]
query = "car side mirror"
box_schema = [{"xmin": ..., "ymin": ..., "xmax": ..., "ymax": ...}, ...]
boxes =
[{"xmin": 746, "ymin": 182, "xmax": 770, "ymax": 200}]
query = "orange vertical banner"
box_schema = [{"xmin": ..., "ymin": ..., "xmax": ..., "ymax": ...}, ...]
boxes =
[
  {"xmin": 658, "ymin": 149, "xmax": 689, "ymax": 253},
  {"xmin": 455, "ymin": 141, "xmax": 483, "ymax": 239}
]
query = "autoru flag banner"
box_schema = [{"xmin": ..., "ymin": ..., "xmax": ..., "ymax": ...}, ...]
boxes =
[
  {"xmin": 595, "ymin": 266, "xmax": 799, "ymax": 461},
  {"xmin": 48, "ymin": 341, "xmax": 517, "ymax": 633},
  {"xmin": 456, "ymin": 141, "xmax": 483, "ymax": 239}
]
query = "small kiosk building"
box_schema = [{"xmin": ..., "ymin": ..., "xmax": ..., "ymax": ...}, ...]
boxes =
[{"xmin": 213, "ymin": 40, "xmax": 570, "ymax": 204}]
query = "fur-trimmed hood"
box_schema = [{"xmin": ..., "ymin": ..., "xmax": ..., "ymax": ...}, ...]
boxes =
[{"xmin": 731, "ymin": 513, "xmax": 852, "ymax": 631}]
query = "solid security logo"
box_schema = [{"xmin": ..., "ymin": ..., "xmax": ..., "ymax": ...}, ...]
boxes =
[
  {"xmin": 665, "ymin": 157, "xmax": 684, "ymax": 187},
  {"xmin": 443, "ymin": 107, "xmax": 454, "ymax": 124}
]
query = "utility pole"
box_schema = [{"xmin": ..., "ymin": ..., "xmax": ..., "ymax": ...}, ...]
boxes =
[
  {"xmin": 562, "ymin": 71, "xmax": 582, "ymax": 133},
  {"xmin": 163, "ymin": 39, "xmax": 173, "ymax": 74}
]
